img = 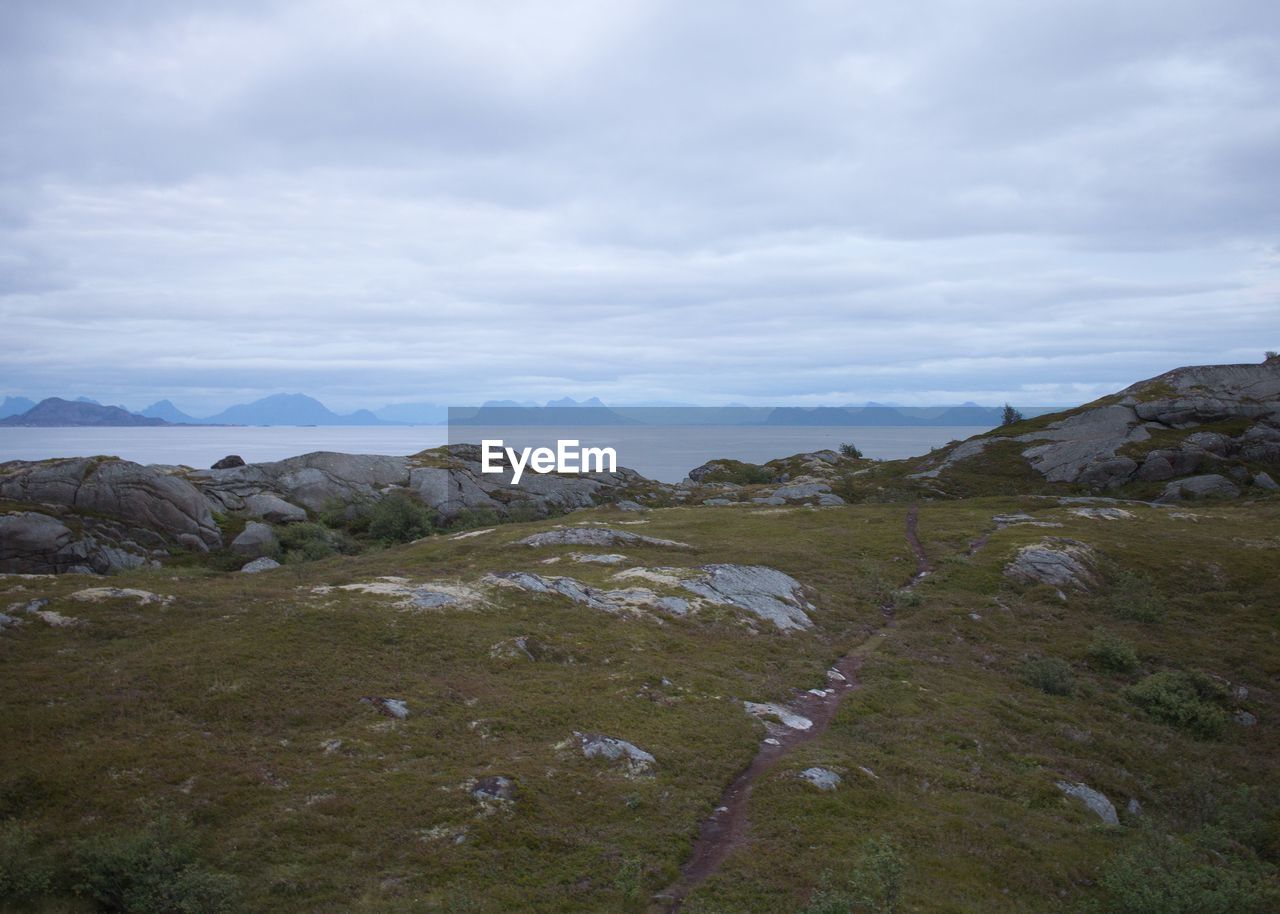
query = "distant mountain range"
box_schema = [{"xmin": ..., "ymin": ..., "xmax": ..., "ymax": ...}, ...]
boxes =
[
  {"xmin": 0, "ymin": 393, "xmax": 1042, "ymax": 428},
  {"xmin": 0, "ymin": 398, "xmax": 169, "ymax": 427}
]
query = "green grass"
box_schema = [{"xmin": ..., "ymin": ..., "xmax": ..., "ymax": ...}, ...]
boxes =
[{"xmin": 1, "ymin": 498, "xmax": 1277, "ymax": 912}]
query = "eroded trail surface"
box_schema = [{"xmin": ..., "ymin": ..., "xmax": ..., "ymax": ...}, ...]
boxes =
[{"xmin": 655, "ymin": 506, "xmax": 935, "ymax": 912}]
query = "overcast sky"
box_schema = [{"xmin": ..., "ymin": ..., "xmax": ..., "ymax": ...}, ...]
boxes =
[{"xmin": 2, "ymin": 0, "xmax": 1278, "ymax": 412}]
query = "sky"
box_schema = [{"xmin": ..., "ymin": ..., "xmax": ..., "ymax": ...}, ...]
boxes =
[{"xmin": 2, "ymin": 0, "xmax": 1278, "ymax": 413}]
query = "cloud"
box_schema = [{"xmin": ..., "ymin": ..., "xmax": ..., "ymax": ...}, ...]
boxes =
[{"xmin": 1, "ymin": 0, "xmax": 1278, "ymax": 412}]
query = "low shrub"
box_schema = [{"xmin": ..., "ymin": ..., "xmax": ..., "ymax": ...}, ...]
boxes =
[
  {"xmin": 277, "ymin": 523, "xmax": 357, "ymax": 562},
  {"xmin": 1086, "ymin": 629, "xmax": 1139, "ymax": 675},
  {"xmin": 73, "ymin": 823, "xmax": 238, "ymax": 914},
  {"xmin": 799, "ymin": 837, "xmax": 904, "ymax": 914},
  {"xmin": 839, "ymin": 442, "xmax": 863, "ymax": 459},
  {"xmin": 1124, "ymin": 671, "xmax": 1228, "ymax": 739},
  {"xmin": 1021, "ymin": 656, "xmax": 1076, "ymax": 696},
  {"xmin": 0, "ymin": 822, "xmax": 55, "ymax": 903},
  {"xmin": 1084, "ymin": 831, "xmax": 1278, "ymax": 914},
  {"xmin": 1104, "ymin": 570, "xmax": 1164, "ymax": 622},
  {"xmin": 366, "ymin": 493, "xmax": 434, "ymax": 544}
]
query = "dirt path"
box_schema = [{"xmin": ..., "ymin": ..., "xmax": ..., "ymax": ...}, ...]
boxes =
[{"xmin": 653, "ymin": 506, "xmax": 933, "ymax": 912}]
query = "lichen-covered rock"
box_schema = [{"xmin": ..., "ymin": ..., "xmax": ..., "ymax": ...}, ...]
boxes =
[
  {"xmin": 680, "ymin": 564, "xmax": 815, "ymax": 631},
  {"xmin": 361, "ymin": 696, "xmax": 409, "ymax": 719},
  {"xmin": 1055, "ymin": 780, "xmax": 1119, "ymax": 825},
  {"xmin": 485, "ymin": 571, "xmax": 689, "ymax": 617},
  {"xmin": 1004, "ymin": 540, "xmax": 1098, "ymax": 590},
  {"xmin": 240, "ymin": 556, "xmax": 281, "ymax": 573},
  {"xmin": 518, "ymin": 527, "xmax": 689, "ymax": 549},
  {"xmin": 575, "ymin": 732, "xmax": 655, "ymax": 774},
  {"xmin": 0, "ymin": 458, "xmax": 221, "ymax": 550},
  {"xmin": 743, "ymin": 701, "xmax": 813, "ymax": 730},
  {"xmin": 797, "ymin": 767, "xmax": 842, "ymax": 791}
]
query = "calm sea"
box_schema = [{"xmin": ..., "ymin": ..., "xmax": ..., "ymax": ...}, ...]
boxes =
[{"xmin": 0, "ymin": 426, "xmax": 990, "ymax": 483}]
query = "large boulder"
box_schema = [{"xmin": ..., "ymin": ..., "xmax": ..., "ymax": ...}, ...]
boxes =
[
  {"xmin": 243, "ymin": 493, "xmax": 307, "ymax": 524},
  {"xmin": 0, "ymin": 458, "xmax": 221, "ymax": 550},
  {"xmin": 231, "ymin": 521, "xmax": 278, "ymax": 557},
  {"xmin": 1157, "ymin": 474, "xmax": 1241, "ymax": 502}
]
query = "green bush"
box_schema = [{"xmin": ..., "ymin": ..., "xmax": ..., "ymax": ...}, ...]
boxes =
[
  {"xmin": 1105, "ymin": 570, "xmax": 1164, "ymax": 622},
  {"xmin": 317, "ymin": 497, "xmax": 372, "ymax": 535},
  {"xmin": 1086, "ymin": 629, "xmax": 1139, "ymax": 675},
  {"xmin": 448, "ymin": 507, "xmax": 501, "ymax": 531},
  {"xmin": 699, "ymin": 460, "xmax": 774, "ymax": 486},
  {"xmin": 276, "ymin": 523, "xmax": 356, "ymax": 562},
  {"xmin": 73, "ymin": 824, "xmax": 238, "ymax": 914},
  {"xmin": 1021, "ymin": 656, "xmax": 1076, "ymax": 696},
  {"xmin": 1085, "ymin": 831, "xmax": 1278, "ymax": 914},
  {"xmin": 839, "ymin": 442, "xmax": 863, "ymax": 459},
  {"xmin": 800, "ymin": 837, "xmax": 904, "ymax": 914},
  {"xmin": 366, "ymin": 494, "xmax": 434, "ymax": 544},
  {"xmin": 0, "ymin": 822, "xmax": 54, "ymax": 902},
  {"xmin": 1124, "ymin": 671, "xmax": 1228, "ymax": 739}
]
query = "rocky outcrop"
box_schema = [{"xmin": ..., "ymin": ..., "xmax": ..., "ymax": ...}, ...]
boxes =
[
  {"xmin": 1156, "ymin": 474, "xmax": 1241, "ymax": 502},
  {"xmin": 680, "ymin": 564, "xmax": 815, "ymax": 631},
  {"xmin": 575, "ymin": 732, "xmax": 656, "ymax": 774},
  {"xmin": 0, "ymin": 509, "xmax": 164, "ymax": 574},
  {"xmin": 1004, "ymin": 540, "xmax": 1098, "ymax": 590},
  {"xmin": 917, "ymin": 360, "xmax": 1280, "ymax": 492},
  {"xmin": 0, "ymin": 458, "xmax": 221, "ymax": 551}
]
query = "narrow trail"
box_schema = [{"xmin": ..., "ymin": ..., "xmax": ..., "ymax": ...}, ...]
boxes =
[{"xmin": 653, "ymin": 505, "xmax": 934, "ymax": 912}]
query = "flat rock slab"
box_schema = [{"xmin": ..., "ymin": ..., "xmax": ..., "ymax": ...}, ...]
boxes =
[
  {"xmin": 574, "ymin": 732, "xmax": 656, "ymax": 774},
  {"xmin": 680, "ymin": 564, "xmax": 815, "ymax": 631},
  {"xmin": 1056, "ymin": 780, "xmax": 1118, "ymax": 825},
  {"xmin": 743, "ymin": 701, "xmax": 813, "ymax": 731},
  {"xmin": 1004, "ymin": 540, "xmax": 1098, "ymax": 590},
  {"xmin": 313, "ymin": 577, "xmax": 484, "ymax": 610},
  {"xmin": 797, "ymin": 767, "xmax": 842, "ymax": 791},
  {"xmin": 518, "ymin": 527, "xmax": 689, "ymax": 549},
  {"xmin": 69, "ymin": 587, "xmax": 172, "ymax": 606},
  {"xmin": 1070, "ymin": 507, "xmax": 1134, "ymax": 520},
  {"xmin": 361, "ymin": 696, "xmax": 409, "ymax": 719},
  {"xmin": 485, "ymin": 571, "xmax": 690, "ymax": 617}
]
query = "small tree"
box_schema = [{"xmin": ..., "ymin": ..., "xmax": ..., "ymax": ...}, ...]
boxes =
[
  {"xmin": 839, "ymin": 442, "xmax": 863, "ymax": 459},
  {"xmin": 1266, "ymin": 350, "xmax": 1278, "ymax": 361},
  {"xmin": 1001, "ymin": 403, "xmax": 1023, "ymax": 426}
]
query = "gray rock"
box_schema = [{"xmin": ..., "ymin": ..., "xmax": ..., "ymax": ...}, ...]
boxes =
[
  {"xmin": 615, "ymin": 500, "xmax": 649, "ymax": 512},
  {"xmin": 471, "ymin": 776, "xmax": 517, "ymax": 803},
  {"xmin": 1235, "ymin": 710, "xmax": 1258, "ymax": 727},
  {"xmin": 239, "ymin": 556, "xmax": 282, "ymax": 574},
  {"xmin": 243, "ymin": 493, "xmax": 307, "ymax": 524},
  {"xmin": 485, "ymin": 571, "xmax": 682, "ymax": 617},
  {"xmin": 1156, "ymin": 474, "xmax": 1241, "ymax": 502},
  {"xmin": 817, "ymin": 493, "xmax": 846, "ymax": 506},
  {"xmin": 0, "ymin": 458, "xmax": 221, "ymax": 550},
  {"xmin": 231, "ymin": 521, "xmax": 278, "ymax": 557},
  {"xmin": 518, "ymin": 527, "xmax": 689, "ymax": 549},
  {"xmin": 797, "ymin": 767, "xmax": 842, "ymax": 791},
  {"xmin": 576, "ymin": 732, "xmax": 655, "ymax": 773},
  {"xmin": 1017, "ymin": 405, "xmax": 1147, "ymax": 485},
  {"xmin": 1004, "ymin": 540, "xmax": 1098, "ymax": 590},
  {"xmin": 211, "ymin": 455, "xmax": 245, "ymax": 469},
  {"xmin": 361, "ymin": 696, "xmax": 409, "ymax": 719},
  {"xmin": 702, "ymin": 497, "xmax": 736, "ymax": 506},
  {"xmin": 680, "ymin": 564, "xmax": 815, "ymax": 631},
  {"xmin": 1253, "ymin": 471, "xmax": 1278, "ymax": 491},
  {"xmin": 1056, "ymin": 780, "xmax": 1119, "ymax": 825},
  {"xmin": 771, "ymin": 482, "xmax": 832, "ymax": 501},
  {"xmin": 1126, "ymin": 798, "xmax": 1143, "ymax": 818},
  {"xmin": 909, "ymin": 437, "xmax": 990, "ymax": 478}
]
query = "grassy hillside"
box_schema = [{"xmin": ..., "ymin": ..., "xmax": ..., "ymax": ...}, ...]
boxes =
[{"xmin": 2, "ymin": 496, "xmax": 1277, "ymax": 912}]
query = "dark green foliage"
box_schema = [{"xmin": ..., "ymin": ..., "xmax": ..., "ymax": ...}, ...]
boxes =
[
  {"xmin": 1085, "ymin": 831, "xmax": 1278, "ymax": 914},
  {"xmin": 799, "ymin": 837, "xmax": 904, "ymax": 914},
  {"xmin": 1001, "ymin": 403, "xmax": 1024, "ymax": 426},
  {"xmin": 698, "ymin": 460, "xmax": 774, "ymax": 486},
  {"xmin": 839, "ymin": 442, "xmax": 863, "ymax": 459},
  {"xmin": 1104, "ymin": 570, "xmax": 1164, "ymax": 622},
  {"xmin": 1124, "ymin": 671, "xmax": 1228, "ymax": 739},
  {"xmin": 73, "ymin": 823, "xmax": 238, "ymax": 914},
  {"xmin": 1020, "ymin": 656, "xmax": 1076, "ymax": 696},
  {"xmin": 0, "ymin": 822, "xmax": 54, "ymax": 902},
  {"xmin": 276, "ymin": 523, "xmax": 356, "ymax": 562},
  {"xmin": 366, "ymin": 493, "xmax": 434, "ymax": 544},
  {"xmin": 447, "ymin": 507, "xmax": 501, "ymax": 531},
  {"xmin": 1086, "ymin": 629, "xmax": 1139, "ymax": 675}
]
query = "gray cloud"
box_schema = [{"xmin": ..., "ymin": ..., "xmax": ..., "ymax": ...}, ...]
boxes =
[{"xmin": 1, "ymin": 0, "xmax": 1278, "ymax": 414}]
